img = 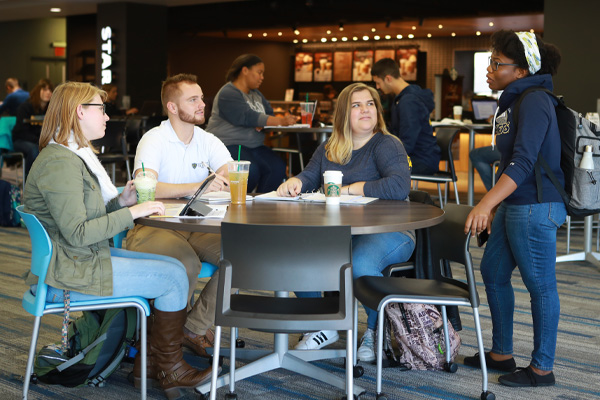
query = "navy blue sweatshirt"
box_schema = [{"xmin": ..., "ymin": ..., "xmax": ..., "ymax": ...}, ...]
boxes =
[
  {"xmin": 495, "ymin": 74, "xmax": 564, "ymax": 205},
  {"xmin": 391, "ymin": 85, "xmax": 440, "ymax": 173}
]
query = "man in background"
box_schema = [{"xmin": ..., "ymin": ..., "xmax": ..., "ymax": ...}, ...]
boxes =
[
  {"xmin": 372, "ymin": 58, "xmax": 440, "ymax": 174},
  {"xmin": 0, "ymin": 78, "xmax": 29, "ymax": 116}
]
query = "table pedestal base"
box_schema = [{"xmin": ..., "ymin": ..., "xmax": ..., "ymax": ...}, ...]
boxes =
[{"xmin": 556, "ymin": 215, "xmax": 600, "ymax": 268}]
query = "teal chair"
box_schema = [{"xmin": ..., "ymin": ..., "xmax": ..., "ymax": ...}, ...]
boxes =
[
  {"xmin": 17, "ymin": 205, "xmax": 151, "ymax": 399},
  {"xmin": 0, "ymin": 116, "xmax": 25, "ymax": 192}
]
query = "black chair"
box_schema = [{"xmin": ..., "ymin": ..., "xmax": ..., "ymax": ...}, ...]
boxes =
[
  {"xmin": 410, "ymin": 127, "xmax": 461, "ymax": 208},
  {"xmin": 354, "ymin": 204, "xmax": 494, "ymax": 400},
  {"xmin": 204, "ymin": 223, "xmax": 358, "ymax": 399},
  {"xmin": 92, "ymin": 120, "xmax": 130, "ymax": 182}
]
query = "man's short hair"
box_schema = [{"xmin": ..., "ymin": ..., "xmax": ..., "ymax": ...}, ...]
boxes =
[
  {"xmin": 5, "ymin": 77, "xmax": 18, "ymax": 89},
  {"xmin": 161, "ymin": 73, "xmax": 198, "ymax": 109},
  {"xmin": 371, "ymin": 58, "xmax": 400, "ymax": 79}
]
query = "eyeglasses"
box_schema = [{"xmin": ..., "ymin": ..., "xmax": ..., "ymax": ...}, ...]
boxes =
[
  {"xmin": 81, "ymin": 103, "xmax": 106, "ymax": 114},
  {"xmin": 488, "ymin": 57, "xmax": 519, "ymax": 71}
]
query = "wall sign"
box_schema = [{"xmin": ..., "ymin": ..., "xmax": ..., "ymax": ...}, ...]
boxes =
[{"xmin": 100, "ymin": 26, "xmax": 113, "ymax": 84}]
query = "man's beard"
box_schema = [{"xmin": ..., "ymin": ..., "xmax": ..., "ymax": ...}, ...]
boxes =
[{"xmin": 178, "ymin": 109, "xmax": 204, "ymax": 125}]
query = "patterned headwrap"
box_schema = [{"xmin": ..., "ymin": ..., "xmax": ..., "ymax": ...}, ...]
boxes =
[{"xmin": 515, "ymin": 32, "xmax": 541, "ymax": 75}]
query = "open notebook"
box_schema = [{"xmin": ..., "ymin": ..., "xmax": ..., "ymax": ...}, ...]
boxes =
[{"xmin": 254, "ymin": 191, "xmax": 378, "ymax": 205}]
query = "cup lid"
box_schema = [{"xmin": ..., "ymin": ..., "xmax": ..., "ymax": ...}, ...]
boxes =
[{"xmin": 323, "ymin": 170, "xmax": 343, "ymax": 176}]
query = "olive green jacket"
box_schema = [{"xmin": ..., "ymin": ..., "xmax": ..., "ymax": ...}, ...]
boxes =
[{"xmin": 24, "ymin": 144, "xmax": 134, "ymax": 296}]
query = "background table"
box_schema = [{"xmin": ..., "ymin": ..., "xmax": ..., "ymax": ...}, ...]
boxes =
[
  {"xmin": 137, "ymin": 198, "xmax": 444, "ymax": 397},
  {"xmin": 263, "ymin": 125, "xmax": 333, "ymax": 144}
]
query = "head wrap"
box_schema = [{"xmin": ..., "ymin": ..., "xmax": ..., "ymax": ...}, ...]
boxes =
[{"xmin": 515, "ymin": 32, "xmax": 541, "ymax": 75}]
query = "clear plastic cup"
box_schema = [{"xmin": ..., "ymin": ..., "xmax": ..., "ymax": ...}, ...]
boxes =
[{"xmin": 228, "ymin": 161, "xmax": 251, "ymax": 204}]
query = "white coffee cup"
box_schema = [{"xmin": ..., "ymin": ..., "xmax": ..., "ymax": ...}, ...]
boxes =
[
  {"xmin": 453, "ymin": 105, "xmax": 463, "ymax": 121},
  {"xmin": 323, "ymin": 170, "xmax": 344, "ymax": 205}
]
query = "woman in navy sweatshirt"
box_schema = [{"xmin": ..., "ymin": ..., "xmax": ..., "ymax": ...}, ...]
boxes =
[
  {"xmin": 277, "ymin": 82, "xmax": 414, "ymax": 362},
  {"xmin": 464, "ymin": 30, "xmax": 564, "ymax": 388}
]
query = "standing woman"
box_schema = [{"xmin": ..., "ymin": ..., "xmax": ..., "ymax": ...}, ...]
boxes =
[
  {"xmin": 277, "ymin": 83, "xmax": 414, "ymax": 361},
  {"xmin": 463, "ymin": 30, "xmax": 564, "ymax": 387},
  {"xmin": 207, "ymin": 54, "xmax": 296, "ymax": 192},
  {"xmin": 12, "ymin": 79, "xmax": 54, "ymax": 175},
  {"xmin": 24, "ymin": 82, "xmax": 212, "ymax": 398}
]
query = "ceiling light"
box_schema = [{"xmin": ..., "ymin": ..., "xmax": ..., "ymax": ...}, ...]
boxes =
[
  {"xmin": 451, "ymin": 32, "xmax": 456, "ymax": 37},
  {"xmin": 321, "ymin": 37, "xmax": 327, "ymax": 42},
  {"xmin": 489, "ymin": 22, "xmax": 494, "ymax": 27},
  {"xmin": 302, "ymin": 38, "xmax": 308, "ymax": 43},
  {"xmin": 385, "ymin": 35, "xmax": 391, "ymax": 40},
  {"xmin": 396, "ymin": 34, "xmax": 403, "ymax": 39},
  {"xmin": 342, "ymin": 37, "xmax": 348, "ymax": 41},
  {"xmin": 353, "ymin": 36, "xmax": 358, "ymax": 41},
  {"xmin": 438, "ymin": 24, "xmax": 443, "ymax": 29},
  {"xmin": 326, "ymin": 30, "xmax": 331, "ymax": 34},
  {"xmin": 476, "ymin": 31, "xmax": 481, "ymax": 36},
  {"xmin": 50, "ymin": 7, "xmax": 61, "ymax": 13},
  {"xmin": 293, "ymin": 39, "xmax": 298, "ymax": 43},
  {"xmin": 331, "ymin": 37, "xmax": 338, "ymax": 42},
  {"xmin": 371, "ymin": 28, "xmax": 376, "ymax": 32},
  {"xmin": 412, "ymin": 26, "xmax": 416, "ymax": 30},
  {"xmin": 374, "ymin": 35, "xmax": 380, "ymax": 40},
  {"xmin": 339, "ymin": 23, "xmax": 344, "ymax": 31},
  {"xmin": 530, "ymin": 29, "xmax": 535, "ymax": 33},
  {"xmin": 278, "ymin": 32, "xmax": 282, "ymax": 36},
  {"xmin": 363, "ymin": 35, "xmax": 369, "ymax": 41},
  {"xmin": 263, "ymin": 32, "xmax": 267, "ymax": 37},
  {"xmin": 294, "ymin": 29, "xmax": 300, "ymax": 35},
  {"xmin": 408, "ymin": 34, "xmax": 414, "ymax": 39},
  {"xmin": 427, "ymin": 33, "xmax": 432, "ymax": 38},
  {"xmin": 248, "ymin": 33, "xmax": 253, "ymax": 38}
]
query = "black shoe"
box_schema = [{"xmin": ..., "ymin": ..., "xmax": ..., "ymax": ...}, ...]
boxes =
[
  {"xmin": 499, "ymin": 366, "xmax": 555, "ymax": 387},
  {"xmin": 464, "ymin": 352, "xmax": 517, "ymax": 372}
]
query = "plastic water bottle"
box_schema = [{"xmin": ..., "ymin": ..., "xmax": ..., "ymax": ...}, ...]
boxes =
[{"xmin": 580, "ymin": 145, "xmax": 595, "ymax": 170}]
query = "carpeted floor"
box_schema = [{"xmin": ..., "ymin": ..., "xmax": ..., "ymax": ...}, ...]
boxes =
[{"xmin": 1, "ymin": 216, "xmax": 599, "ymax": 399}]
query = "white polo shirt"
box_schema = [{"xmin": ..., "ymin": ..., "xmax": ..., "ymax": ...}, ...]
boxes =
[{"xmin": 134, "ymin": 119, "xmax": 232, "ymax": 184}]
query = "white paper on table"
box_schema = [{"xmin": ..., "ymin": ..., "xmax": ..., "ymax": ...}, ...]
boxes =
[
  {"xmin": 197, "ymin": 191, "xmax": 252, "ymax": 203},
  {"xmin": 254, "ymin": 191, "xmax": 300, "ymax": 201},
  {"xmin": 155, "ymin": 204, "xmax": 228, "ymax": 219},
  {"xmin": 254, "ymin": 191, "xmax": 377, "ymax": 204}
]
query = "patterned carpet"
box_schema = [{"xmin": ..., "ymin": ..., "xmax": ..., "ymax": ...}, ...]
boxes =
[{"xmin": 0, "ymin": 220, "xmax": 599, "ymax": 400}]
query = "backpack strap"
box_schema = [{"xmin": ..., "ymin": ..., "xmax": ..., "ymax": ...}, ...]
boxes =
[
  {"xmin": 512, "ymin": 86, "xmax": 566, "ymax": 205},
  {"xmin": 55, "ymin": 332, "xmax": 108, "ymax": 372}
]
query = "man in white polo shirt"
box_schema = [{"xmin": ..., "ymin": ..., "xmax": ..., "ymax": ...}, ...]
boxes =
[{"xmin": 126, "ymin": 74, "xmax": 232, "ymax": 360}]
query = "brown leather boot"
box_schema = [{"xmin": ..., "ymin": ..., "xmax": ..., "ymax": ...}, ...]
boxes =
[
  {"xmin": 151, "ymin": 308, "xmax": 213, "ymax": 400},
  {"xmin": 182, "ymin": 327, "xmax": 215, "ymax": 358}
]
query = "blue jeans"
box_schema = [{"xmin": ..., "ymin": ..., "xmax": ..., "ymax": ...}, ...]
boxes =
[
  {"xmin": 41, "ymin": 247, "xmax": 189, "ymax": 312},
  {"xmin": 226, "ymin": 144, "xmax": 287, "ymax": 193},
  {"xmin": 296, "ymin": 232, "xmax": 415, "ymax": 331},
  {"xmin": 480, "ymin": 202, "xmax": 566, "ymax": 371},
  {"xmin": 469, "ymin": 146, "xmax": 501, "ymax": 191}
]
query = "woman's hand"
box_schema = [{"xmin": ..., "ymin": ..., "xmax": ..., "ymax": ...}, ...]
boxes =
[
  {"xmin": 128, "ymin": 201, "xmax": 165, "ymax": 220},
  {"xmin": 206, "ymin": 173, "xmax": 230, "ymax": 193},
  {"xmin": 118, "ymin": 180, "xmax": 137, "ymax": 207},
  {"xmin": 280, "ymin": 114, "xmax": 298, "ymax": 126},
  {"xmin": 277, "ymin": 178, "xmax": 303, "ymax": 197},
  {"xmin": 464, "ymin": 202, "xmax": 494, "ymax": 236}
]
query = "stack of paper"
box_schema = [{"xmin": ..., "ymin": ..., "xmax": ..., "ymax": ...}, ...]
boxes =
[
  {"xmin": 254, "ymin": 191, "xmax": 378, "ymax": 204},
  {"xmin": 197, "ymin": 191, "xmax": 253, "ymax": 203}
]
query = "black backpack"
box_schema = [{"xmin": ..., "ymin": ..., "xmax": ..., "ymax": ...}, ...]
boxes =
[
  {"xmin": 513, "ymin": 87, "xmax": 600, "ymax": 217},
  {"xmin": 0, "ymin": 179, "xmax": 21, "ymax": 227},
  {"xmin": 33, "ymin": 308, "xmax": 137, "ymax": 387}
]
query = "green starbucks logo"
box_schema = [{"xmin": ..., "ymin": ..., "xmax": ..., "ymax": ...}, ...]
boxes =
[{"xmin": 326, "ymin": 183, "xmax": 340, "ymax": 196}]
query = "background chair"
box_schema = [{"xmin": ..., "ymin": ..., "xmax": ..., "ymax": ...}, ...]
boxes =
[
  {"xmin": 92, "ymin": 120, "xmax": 130, "ymax": 183},
  {"xmin": 17, "ymin": 205, "xmax": 151, "ymax": 399},
  {"xmin": 410, "ymin": 127, "xmax": 461, "ymax": 208},
  {"xmin": 204, "ymin": 223, "xmax": 358, "ymax": 400},
  {"xmin": 353, "ymin": 204, "xmax": 494, "ymax": 400},
  {"xmin": 0, "ymin": 116, "xmax": 26, "ymax": 192},
  {"xmin": 269, "ymin": 131, "xmax": 305, "ymax": 174}
]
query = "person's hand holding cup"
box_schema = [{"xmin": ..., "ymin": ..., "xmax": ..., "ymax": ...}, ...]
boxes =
[
  {"xmin": 134, "ymin": 170, "xmax": 157, "ymax": 203},
  {"xmin": 323, "ymin": 170, "xmax": 343, "ymax": 205}
]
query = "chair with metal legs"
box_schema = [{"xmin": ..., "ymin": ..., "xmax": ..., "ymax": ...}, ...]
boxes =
[
  {"xmin": 353, "ymin": 204, "xmax": 494, "ymax": 400},
  {"xmin": 17, "ymin": 205, "xmax": 151, "ymax": 400}
]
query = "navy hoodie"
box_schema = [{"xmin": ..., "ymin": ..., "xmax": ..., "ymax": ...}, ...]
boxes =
[
  {"xmin": 495, "ymin": 74, "xmax": 564, "ymax": 205},
  {"xmin": 391, "ymin": 85, "xmax": 440, "ymax": 173}
]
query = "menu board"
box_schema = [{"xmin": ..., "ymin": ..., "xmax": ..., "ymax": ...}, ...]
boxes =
[
  {"xmin": 375, "ymin": 49, "xmax": 395, "ymax": 62},
  {"xmin": 333, "ymin": 51, "xmax": 352, "ymax": 81},
  {"xmin": 313, "ymin": 52, "xmax": 333, "ymax": 82},
  {"xmin": 397, "ymin": 48, "xmax": 418, "ymax": 81},
  {"xmin": 352, "ymin": 50, "xmax": 373, "ymax": 81},
  {"xmin": 294, "ymin": 52, "xmax": 313, "ymax": 82}
]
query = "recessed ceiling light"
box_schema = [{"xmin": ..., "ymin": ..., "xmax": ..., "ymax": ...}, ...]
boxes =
[
  {"xmin": 427, "ymin": 33, "xmax": 432, "ymax": 38},
  {"xmin": 408, "ymin": 33, "xmax": 414, "ymax": 39},
  {"xmin": 451, "ymin": 32, "xmax": 456, "ymax": 37},
  {"xmin": 278, "ymin": 32, "xmax": 282, "ymax": 36},
  {"xmin": 321, "ymin": 38, "xmax": 327, "ymax": 42},
  {"xmin": 326, "ymin": 30, "xmax": 331, "ymax": 34},
  {"xmin": 371, "ymin": 28, "xmax": 376, "ymax": 32},
  {"xmin": 374, "ymin": 35, "xmax": 380, "ymax": 40},
  {"xmin": 294, "ymin": 30, "xmax": 300, "ymax": 35},
  {"xmin": 438, "ymin": 24, "xmax": 443, "ymax": 29},
  {"xmin": 353, "ymin": 36, "xmax": 358, "ymax": 41},
  {"xmin": 248, "ymin": 33, "xmax": 253, "ymax": 38},
  {"xmin": 302, "ymin": 38, "xmax": 308, "ymax": 43},
  {"xmin": 412, "ymin": 26, "xmax": 416, "ymax": 30},
  {"xmin": 50, "ymin": 8, "xmax": 61, "ymax": 13},
  {"xmin": 342, "ymin": 37, "xmax": 348, "ymax": 41},
  {"xmin": 476, "ymin": 31, "xmax": 481, "ymax": 36},
  {"xmin": 363, "ymin": 35, "xmax": 369, "ymax": 41},
  {"xmin": 331, "ymin": 37, "xmax": 338, "ymax": 42},
  {"xmin": 293, "ymin": 39, "xmax": 298, "ymax": 43},
  {"xmin": 385, "ymin": 35, "xmax": 391, "ymax": 40},
  {"xmin": 397, "ymin": 34, "xmax": 403, "ymax": 39},
  {"xmin": 489, "ymin": 22, "xmax": 494, "ymax": 27},
  {"xmin": 263, "ymin": 32, "xmax": 267, "ymax": 37}
]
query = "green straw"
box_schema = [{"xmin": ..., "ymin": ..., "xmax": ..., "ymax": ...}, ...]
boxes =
[
  {"xmin": 142, "ymin": 162, "xmax": 146, "ymax": 176},
  {"xmin": 306, "ymin": 93, "xmax": 309, "ymax": 102},
  {"xmin": 237, "ymin": 145, "xmax": 241, "ymax": 162}
]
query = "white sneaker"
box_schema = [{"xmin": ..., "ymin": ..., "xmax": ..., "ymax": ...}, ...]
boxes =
[
  {"xmin": 357, "ymin": 328, "xmax": 376, "ymax": 362},
  {"xmin": 294, "ymin": 330, "xmax": 339, "ymax": 350}
]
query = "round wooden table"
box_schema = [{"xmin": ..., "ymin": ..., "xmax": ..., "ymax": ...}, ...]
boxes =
[{"xmin": 136, "ymin": 198, "xmax": 445, "ymax": 235}]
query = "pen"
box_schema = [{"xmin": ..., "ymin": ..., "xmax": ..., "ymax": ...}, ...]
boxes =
[{"xmin": 201, "ymin": 161, "xmax": 228, "ymax": 186}]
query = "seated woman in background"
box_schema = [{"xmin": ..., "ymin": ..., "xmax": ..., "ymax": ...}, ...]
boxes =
[
  {"xmin": 277, "ymin": 82, "xmax": 415, "ymax": 362},
  {"xmin": 23, "ymin": 82, "xmax": 212, "ymax": 398},
  {"xmin": 207, "ymin": 54, "xmax": 297, "ymax": 192},
  {"xmin": 12, "ymin": 79, "xmax": 53, "ymax": 175},
  {"xmin": 101, "ymin": 83, "xmax": 138, "ymax": 117}
]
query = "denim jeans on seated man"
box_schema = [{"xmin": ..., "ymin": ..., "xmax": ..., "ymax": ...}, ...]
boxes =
[{"xmin": 469, "ymin": 145, "xmax": 501, "ymax": 191}]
